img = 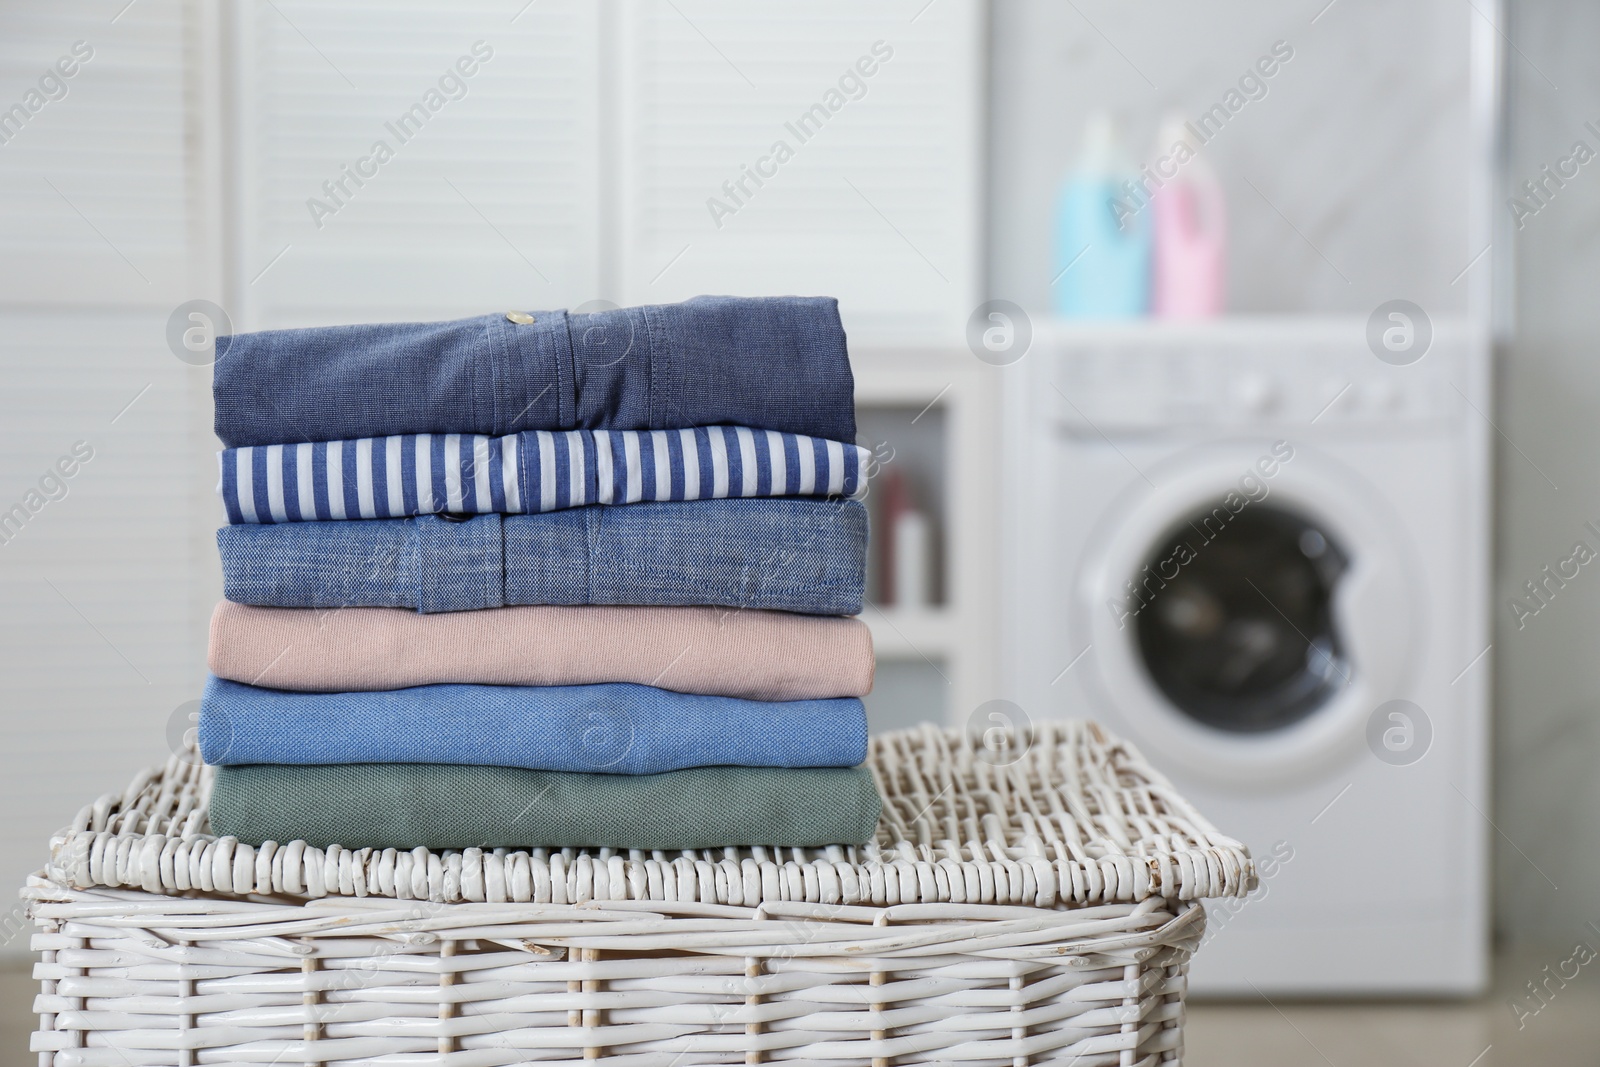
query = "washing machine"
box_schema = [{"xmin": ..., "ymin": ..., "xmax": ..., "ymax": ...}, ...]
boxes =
[{"xmin": 1001, "ymin": 317, "xmax": 1491, "ymax": 995}]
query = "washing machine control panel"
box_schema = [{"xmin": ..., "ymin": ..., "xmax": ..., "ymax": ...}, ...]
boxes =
[{"xmin": 1044, "ymin": 320, "xmax": 1470, "ymax": 433}]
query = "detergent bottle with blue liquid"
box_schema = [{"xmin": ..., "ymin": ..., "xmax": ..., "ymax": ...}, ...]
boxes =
[{"xmin": 1052, "ymin": 113, "xmax": 1151, "ymax": 318}]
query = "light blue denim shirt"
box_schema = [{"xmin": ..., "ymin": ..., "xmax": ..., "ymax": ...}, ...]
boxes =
[
  {"xmin": 217, "ymin": 498, "xmax": 867, "ymax": 615},
  {"xmin": 200, "ymin": 676, "xmax": 868, "ymax": 774}
]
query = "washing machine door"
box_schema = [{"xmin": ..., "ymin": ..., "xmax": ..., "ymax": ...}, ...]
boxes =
[{"xmin": 1077, "ymin": 443, "xmax": 1420, "ymax": 786}]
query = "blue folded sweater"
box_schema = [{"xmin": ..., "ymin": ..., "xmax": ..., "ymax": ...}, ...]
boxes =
[{"xmin": 199, "ymin": 676, "xmax": 867, "ymax": 774}]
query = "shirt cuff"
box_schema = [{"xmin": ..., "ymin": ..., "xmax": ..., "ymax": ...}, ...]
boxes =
[{"xmin": 491, "ymin": 309, "xmax": 571, "ymax": 434}]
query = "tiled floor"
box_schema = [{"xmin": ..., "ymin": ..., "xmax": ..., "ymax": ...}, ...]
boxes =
[
  {"xmin": 1186, "ymin": 945, "xmax": 1600, "ymax": 1067},
  {"xmin": 0, "ymin": 969, "xmax": 34, "ymax": 1067},
  {"xmin": 0, "ymin": 947, "xmax": 1593, "ymax": 1064}
]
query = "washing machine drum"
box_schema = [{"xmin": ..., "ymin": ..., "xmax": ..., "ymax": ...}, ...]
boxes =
[
  {"xmin": 1133, "ymin": 506, "xmax": 1350, "ymax": 734},
  {"xmin": 1079, "ymin": 449, "xmax": 1418, "ymax": 782}
]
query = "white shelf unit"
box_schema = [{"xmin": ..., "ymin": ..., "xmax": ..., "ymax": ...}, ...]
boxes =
[{"xmin": 853, "ymin": 349, "xmax": 998, "ymax": 733}]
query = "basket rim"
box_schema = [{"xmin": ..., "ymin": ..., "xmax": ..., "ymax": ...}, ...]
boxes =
[{"xmin": 40, "ymin": 721, "xmax": 1255, "ymax": 909}]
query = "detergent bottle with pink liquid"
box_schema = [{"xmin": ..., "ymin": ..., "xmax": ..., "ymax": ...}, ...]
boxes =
[{"xmin": 1151, "ymin": 116, "xmax": 1226, "ymax": 318}]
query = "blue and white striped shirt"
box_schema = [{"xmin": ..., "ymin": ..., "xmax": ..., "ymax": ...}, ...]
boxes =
[{"xmin": 219, "ymin": 426, "xmax": 870, "ymax": 524}]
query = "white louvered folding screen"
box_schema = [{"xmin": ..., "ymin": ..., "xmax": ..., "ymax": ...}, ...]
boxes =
[
  {"xmin": 613, "ymin": 1, "xmax": 983, "ymax": 342},
  {"xmin": 0, "ymin": 5, "xmax": 205, "ymax": 305},
  {"xmin": 234, "ymin": 0, "xmax": 605, "ymax": 328},
  {"xmin": 0, "ymin": 0, "xmax": 216, "ymax": 948},
  {"xmin": 234, "ymin": 0, "xmax": 982, "ymax": 337}
]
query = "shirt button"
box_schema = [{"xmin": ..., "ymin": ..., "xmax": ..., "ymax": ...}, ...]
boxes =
[{"xmin": 505, "ymin": 310, "xmax": 536, "ymax": 325}]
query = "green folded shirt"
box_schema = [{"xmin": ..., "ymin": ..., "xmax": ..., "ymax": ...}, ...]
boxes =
[{"xmin": 209, "ymin": 763, "xmax": 882, "ymax": 851}]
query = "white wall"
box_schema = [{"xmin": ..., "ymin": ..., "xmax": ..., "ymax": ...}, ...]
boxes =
[
  {"xmin": 987, "ymin": 0, "xmax": 1475, "ymax": 317},
  {"xmin": 1494, "ymin": 1, "xmax": 1600, "ymax": 944}
]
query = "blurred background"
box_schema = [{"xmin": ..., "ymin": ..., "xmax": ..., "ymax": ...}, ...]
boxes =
[{"xmin": 1, "ymin": 0, "xmax": 1597, "ymax": 1062}]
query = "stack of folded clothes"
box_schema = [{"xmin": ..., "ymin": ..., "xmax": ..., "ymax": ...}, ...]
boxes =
[{"xmin": 200, "ymin": 296, "xmax": 882, "ymax": 852}]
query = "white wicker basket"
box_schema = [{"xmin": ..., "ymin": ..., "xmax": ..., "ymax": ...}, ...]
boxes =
[{"xmin": 25, "ymin": 721, "xmax": 1253, "ymax": 1066}]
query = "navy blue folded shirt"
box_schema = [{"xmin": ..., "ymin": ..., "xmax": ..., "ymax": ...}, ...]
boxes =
[{"xmin": 214, "ymin": 296, "xmax": 855, "ymax": 448}]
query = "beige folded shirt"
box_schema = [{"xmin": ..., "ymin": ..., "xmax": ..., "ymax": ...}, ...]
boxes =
[{"xmin": 209, "ymin": 601, "xmax": 874, "ymax": 700}]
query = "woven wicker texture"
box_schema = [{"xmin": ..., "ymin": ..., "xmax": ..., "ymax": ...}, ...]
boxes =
[
  {"xmin": 25, "ymin": 882, "xmax": 1205, "ymax": 1065},
  {"xmin": 44, "ymin": 723, "xmax": 1255, "ymax": 908}
]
